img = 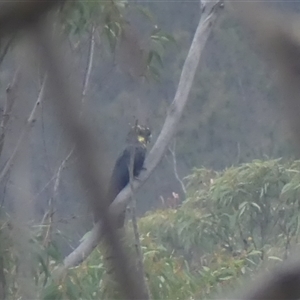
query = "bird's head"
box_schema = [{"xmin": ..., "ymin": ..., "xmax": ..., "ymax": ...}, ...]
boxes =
[
  {"xmin": 135, "ymin": 125, "xmax": 151, "ymax": 146},
  {"xmin": 127, "ymin": 123, "xmax": 151, "ymax": 146}
]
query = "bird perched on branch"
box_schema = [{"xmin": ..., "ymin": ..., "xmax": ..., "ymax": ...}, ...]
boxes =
[{"xmin": 106, "ymin": 122, "xmax": 151, "ymax": 228}]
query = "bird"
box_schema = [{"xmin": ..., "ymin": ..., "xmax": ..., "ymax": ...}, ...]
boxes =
[{"xmin": 106, "ymin": 123, "xmax": 151, "ymax": 228}]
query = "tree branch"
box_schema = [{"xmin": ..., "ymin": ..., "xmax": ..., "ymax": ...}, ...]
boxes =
[
  {"xmin": 0, "ymin": 33, "xmax": 16, "ymax": 66},
  {"xmin": 0, "ymin": 68, "xmax": 20, "ymax": 158},
  {"xmin": 80, "ymin": 24, "xmax": 95, "ymax": 113},
  {"xmin": 168, "ymin": 139, "xmax": 186, "ymax": 195},
  {"xmin": 60, "ymin": 0, "xmax": 223, "ymax": 271},
  {"xmin": 0, "ymin": 74, "xmax": 46, "ymax": 183}
]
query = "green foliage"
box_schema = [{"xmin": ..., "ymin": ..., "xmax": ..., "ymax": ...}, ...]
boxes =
[
  {"xmin": 0, "ymin": 215, "xmax": 63, "ymax": 299},
  {"xmin": 185, "ymin": 159, "xmax": 300, "ymax": 253},
  {"xmin": 57, "ymin": 0, "xmax": 175, "ymax": 81},
  {"xmin": 4, "ymin": 159, "xmax": 300, "ymax": 299},
  {"xmin": 42, "ymin": 256, "xmax": 106, "ymax": 300},
  {"xmin": 48, "ymin": 159, "xmax": 299, "ymax": 299},
  {"xmin": 146, "ymin": 28, "xmax": 177, "ymax": 81},
  {"xmin": 137, "ymin": 159, "xmax": 300, "ymax": 297},
  {"xmin": 138, "ymin": 160, "xmax": 300, "ymax": 260}
]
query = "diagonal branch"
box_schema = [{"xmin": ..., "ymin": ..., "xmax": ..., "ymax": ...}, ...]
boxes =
[
  {"xmin": 0, "ymin": 33, "xmax": 16, "ymax": 67},
  {"xmin": 0, "ymin": 74, "xmax": 47, "ymax": 183},
  {"xmin": 61, "ymin": 0, "xmax": 223, "ymax": 271},
  {"xmin": 0, "ymin": 68, "xmax": 20, "ymax": 158}
]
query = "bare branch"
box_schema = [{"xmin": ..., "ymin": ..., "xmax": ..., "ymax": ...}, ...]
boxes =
[
  {"xmin": 43, "ymin": 148, "xmax": 73, "ymax": 247},
  {"xmin": 61, "ymin": 0, "xmax": 223, "ymax": 270},
  {"xmin": 0, "ymin": 68, "xmax": 20, "ymax": 157},
  {"xmin": 168, "ymin": 139, "xmax": 186, "ymax": 194},
  {"xmin": 0, "ymin": 33, "xmax": 16, "ymax": 66},
  {"xmin": 0, "ymin": 74, "xmax": 46, "ymax": 183},
  {"xmin": 81, "ymin": 24, "xmax": 95, "ymax": 112}
]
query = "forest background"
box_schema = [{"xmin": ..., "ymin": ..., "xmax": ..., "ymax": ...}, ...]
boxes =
[{"xmin": 1, "ymin": 0, "xmax": 300, "ymax": 299}]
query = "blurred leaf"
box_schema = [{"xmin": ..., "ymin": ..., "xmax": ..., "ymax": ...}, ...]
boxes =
[
  {"xmin": 37, "ymin": 254, "xmax": 50, "ymax": 286},
  {"xmin": 47, "ymin": 243, "xmax": 61, "ymax": 262},
  {"xmin": 42, "ymin": 283, "xmax": 62, "ymax": 300},
  {"xmin": 268, "ymin": 256, "xmax": 283, "ymax": 262}
]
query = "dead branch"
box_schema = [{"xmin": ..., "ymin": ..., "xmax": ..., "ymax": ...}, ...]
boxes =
[
  {"xmin": 168, "ymin": 139, "xmax": 186, "ymax": 194},
  {"xmin": 0, "ymin": 33, "xmax": 16, "ymax": 66},
  {"xmin": 0, "ymin": 74, "xmax": 46, "ymax": 183},
  {"xmin": 61, "ymin": 0, "xmax": 223, "ymax": 270},
  {"xmin": 81, "ymin": 24, "xmax": 95, "ymax": 112},
  {"xmin": 0, "ymin": 68, "xmax": 20, "ymax": 157}
]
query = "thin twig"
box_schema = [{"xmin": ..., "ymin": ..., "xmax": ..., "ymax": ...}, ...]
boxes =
[
  {"xmin": 80, "ymin": 24, "xmax": 95, "ymax": 114},
  {"xmin": 0, "ymin": 33, "xmax": 15, "ymax": 66},
  {"xmin": 168, "ymin": 139, "xmax": 186, "ymax": 194},
  {"xmin": 0, "ymin": 68, "xmax": 20, "ymax": 157},
  {"xmin": 43, "ymin": 148, "xmax": 73, "ymax": 247},
  {"xmin": 0, "ymin": 74, "xmax": 47, "ymax": 183}
]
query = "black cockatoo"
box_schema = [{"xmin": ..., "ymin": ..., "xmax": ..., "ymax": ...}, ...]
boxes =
[{"xmin": 106, "ymin": 123, "xmax": 151, "ymax": 228}]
